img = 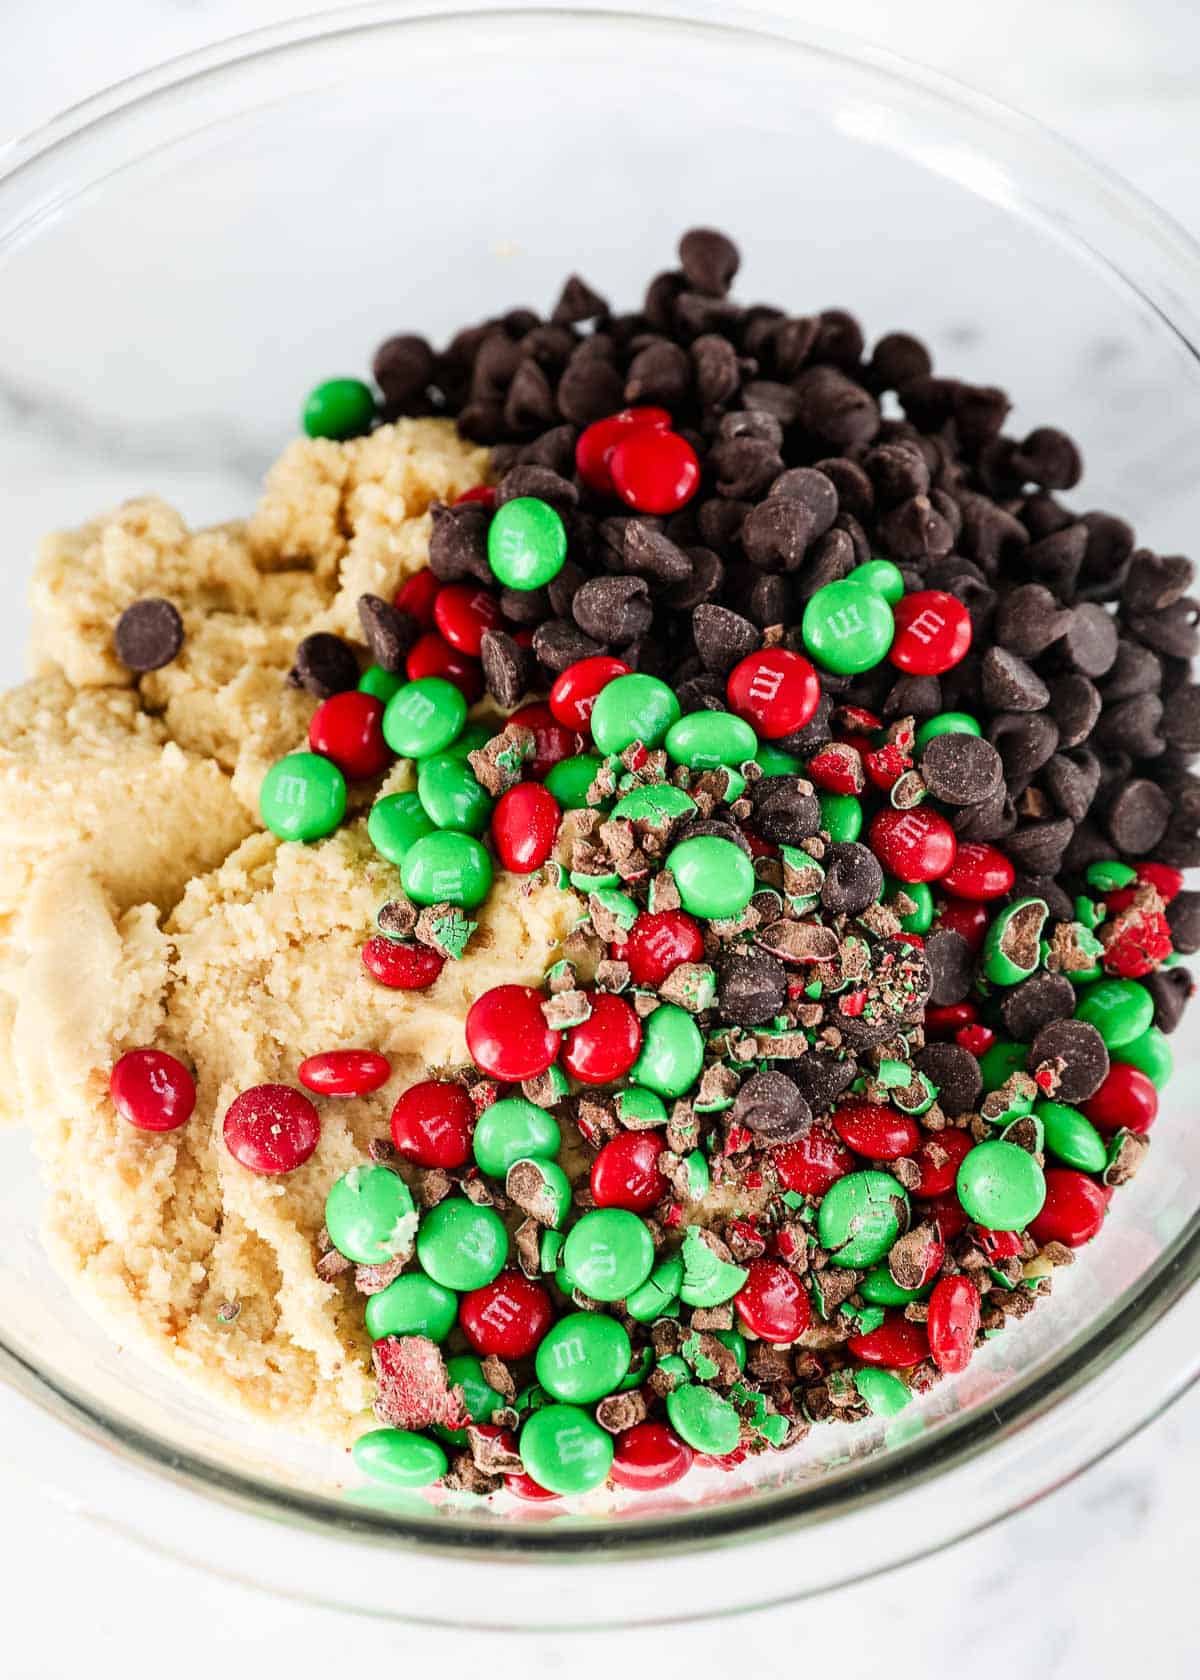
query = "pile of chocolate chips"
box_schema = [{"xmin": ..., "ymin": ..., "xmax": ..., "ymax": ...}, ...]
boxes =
[{"xmin": 372, "ymin": 228, "xmax": 1200, "ymax": 952}]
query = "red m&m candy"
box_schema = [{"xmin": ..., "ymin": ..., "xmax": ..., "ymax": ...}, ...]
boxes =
[
  {"xmin": 940, "ymin": 843, "xmax": 1015, "ymax": 901},
  {"xmin": 390, "ymin": 1079, "xmax": 474, "ymax": 1168},
  {"xmin": 394, "ymin": 567, "xmax": 440, "ymax": 628},
  {"xmin": 223, "ymin": 1083, "xmax": 320, "ymax": 1174},
  {"xmin": 433, "ymin": 583, "xmax": 502, "ymax": 657},
  {"xmin": 563, "ymin": 992, "xmax": 642, "ymax": 1085},
  {"xmin": 924, "ymin": 1001, "xmax": 980, "ymax": 1038},
  {"xmin": 1029, "ymin": 1169, "xmax": 1110, "ymax": 1248},
  {"xmin": 298, "ymin": 1050, "xmax": 391, "ymax": 1097},
  {"xmin": 726, "ymin": 648, "xmax": 821, "ymax": 739},
  {"xmin": 361, "ymin": 936, "xmax": 445, "ymax": 990},
  {"xmin": 466, "ymin": 985, "xmax": 561, "ymax": 1081},
  {"xmin": 308, "ymin": 691, "xmax": 391, "ymax": 780},
  {"xmin": 507, "ymin": 703, "xmax": 580, "ymax": 779},
  {"xmin": 832, "ymin": 1102, "xmax": 920, "ymax": 1161},
  {"xmin": 771, "ymin": 1128, "xmax": 855, "ymax": 1197},
  {"xmin": 934, "ymin": 898, "xmax": 989, "ymax": 952},
  {"xmin": 609, "ymin": 429, "xmax": 700, "ymax": 515},
  {"xmin": 505, "ymin": 1469, "xmax": 560, "ymax": 1502},
  {"xmin": 889, "ymin": 590, "xmax": 972, "ymax": 675},
  {"xmin": 575, "ymin": 407, "xmax": 672, "ymax": 497},
  {"xmin": 459, "ymin": 1272, "xmax": 553, "ymax": 1359},
  {"xmin": 734, "ymin": 1259, "xmax": 811, "ymax": 1343},
  {"xmin": 613, "ymin": 909, "xmax": 704, "ymax": 987},
  {"xmin": 921, "ymin": 1190, "xmax": 969, "ymax": 1242},
  {"xmin": 110, "ymin": 1048, "xmax": 196, "ymax": 1133},
  {"xmin": 549, "ymin": 656, "xmax": 631, "ymax": 730},
  {"xmin": 405, "ymin": 630, "xmax": 483, "ymax": 702},
  {"xmin": 453, "ymin": 484, "xmax": 497, "ymax": 509},
  {"xmin": 611, "ymin": 1422, "xmax": 694, "ymax": 1492},
  {"xmin": 590, "ymin": 1130, "xmax": 668, "ymax": 1212},
  {"xmin": 927, "ymin": 1275, "xmax": 981, "ymax": 1373},
  {"xmin": 491, "ymin": 781, "xmax": 561, "ymax": 874},
  {"xmin": 912, "ymin": 1128, "xmax": 974, "ymax": 1197},
  {"xmin": 1083, "ymin": 1063, "xmax": 1159, "ymax": 1135},
  {"xmin": 846, "ymin": 1312, "xmax": 929, "ymax": 1367},
  {"xmin": 869, "ymin": 807, "xmax": 957, "ymax": 883}
]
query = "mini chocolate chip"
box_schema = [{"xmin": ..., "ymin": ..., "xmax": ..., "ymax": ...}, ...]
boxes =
[
  {"xmin": 923, "ymin": 928, "xmax": 974, "ymax": 1006},
  {"xmin": 1162, "ymin": 683, "xmax": 1200, "ymax": 754},
  {"xmin": 879, "ymin": 495, "xmax": 954, "ymax": 562},
  {"xmin": 692, "ymin": 603, "xmax": 761, "ymax": 675},
  {"xmin": 572, "ymin": 575, "xmax": 652, "ymax": 646},
  {"xmin": 1048, "ymin": 675, "xmax": 1102, "ymax": 749},
  {"xmin": 372, "ymin": 334, "xmax": 436, "ymax": 407},
  {"xmin": 678, "ymin": 228, "xmax": 741, "ymax": 296},
  {"xmin": 358, "ymin": 594, "xmax": 418, "ymax": 673},
  {"xmin": 1028, "ymin": 1019, "xmax": 1109, "ymax": 1102},
  {"xmin": 1145, "ymin": 964, "xmax": 1193, "ymax": 1034},
  {"xmin": 793, "ymin": 366, "xmax": 880, "ymax": 448},
  {"xmin": 547, "ymin": 559, "xmax": 586, "ymax": 619},
  {"xmin": 114, "ymin": 598, "xmax": 183, "ymax": 672},
  {"xmin": 718, "ymin": 949, "xmax": 787, "ymax": 1027},
  {"xmin": 751, "ymin": 777, "xmax": 822, "ymax": 845},
  {"xmin": 1028, "ymin": 524, "xmax": 1087, "ymax": 600},
  {"xmin": 1128, "ymin": 599, "xmax": 1200, "ymax": 661},
  {"xmin": 429, "ymin": 503, "xmax": 491, "ymax": 582},
  {"xmin": 532, "ymin": 618, "xmax": 603, "ymax": 673},
  {"xmin": 820, "ymin": 842, "xmax": 884, "ymax": 914},
  {"xmin": 1000, "ymin": 971, "xmax": 1078, "ymax": 1041},
  {"xmin": 919, "ymin": 734, "xmax": 1004, "ymax": 806},
  {"xmin": 951, "ymin": 788, "xmax": 1017, "ymax": 843},
  {"xmin": 557, "ymin": 346, "xmax": 625, "ymax": 424},
  {"xmin": 733, "ymin": 1070, "xmax": 811, "ymax": 1142},
  {"xmin": 518, "ymin": 424, "xmax": 577, "ymax": 477},
  {"xmin": 884, "ymin": 674, "xmax": 942, "ymax": 720},
  {"xmin": 691, "ymin": 334, "xmax": 742, "ymax": 406},
  {"xmin": 710, "ymin": 438, "xmax": 784, "ymax": 501},
  {"xmin": 495, "ymin": 464, "xmax": 578, "ymax": 513},
  {"xmin": 1094, "ymin": 693, "xmax": 1164, "ymax": 759},
  {"xmin": 913, "ymin": 1044, "xmax": 982, "ymax": 1118},
  {"xmin": 741, "ymin": 497, "xmax": 818, "ymax": 573},
  {"xmin": 1104, "ymin": 778, "xmax": 1171, "ymax": 855},
  {"xmin": 666, "ymin": 548, "xmax": 725, "ymax": 610},
  {"xmin": 981, "ymin": 647, "xmax": 1051, "ymax": 712},
  {"xmin": 1003, "ymin": 819, "xmax": 1075, "ymax": 875},
  {"xmin": 1011, "ymin": 427, "xmax": 1082, "ymax": 491},
  {"xmin": 289, "ymin": 632, "xmax": 358, "ymax": 698},
  {"xmin": 864, "ymin": 443, "xmax": 930, "ymax": 506},
  {"xmin": 480, "ymin": 630, "xmax": 531, "ymax": 708},
  {"xmin": 498, "ymin": 585, "xmax": 550, "ymax": 626},
  {"xmin": 994, "ymin": 583, "xmax": 1071, "ymax": 658},
  {"xmin": 813, "ymin": 309, "xmax": 865, "ymax": 370},
  {"xmin": 551, "ymin": 274, "xmax": 609, "ymax": 324},
  {"xmin": 814, "ymin": 457, "xmax": 874, "ymax": 520}
]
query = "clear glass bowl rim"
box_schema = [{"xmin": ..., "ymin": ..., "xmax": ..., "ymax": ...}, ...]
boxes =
[{"xmin": 2, "ymin": 0, "xmax": 1200, "ymax": 1584}]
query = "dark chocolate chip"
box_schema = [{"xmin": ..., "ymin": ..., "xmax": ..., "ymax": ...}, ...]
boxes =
[
  {"xmin": 357, "ymin": 594, "xmax": 418, "ymax": 673},
  {"xmin": 1000, "ymin": 971, "xmax": 1077, "ymax": 1041},
  {"xmin": 113, "ymin": 598, "xmax": 183, "ymax": 672},
  {"xmin": 1162, "ymin": 683, "xmax": 1200, "ymax": 754},
  {"xmin": 556, "ymin": 346, "xmax": 625, "ymax": 424},
  {"xmin": 741, "ymin": 497, "xmax": 818, "ymax": 573},
  {"xmin": 1011, "ymin": 427, "xmax": 1082, "ymax": 491},
  {"xmin": 994, "ymin": 583, "xmax": 1071, "ymax": 659},
  {"xmin": 503, "ymin": 359, "xmax": 557, "ymax": 433},
  {"xmin": 919, "ymin": 733, "xmax": 1004, "ymax": 806},
  {"xmin": 814, "ymin": 456, "xmax": 874, "ymax": 521},
  {"xmin": 923, "ymin": 928, "xmax": 974, "ymax": 1006},
  {"xmin": 710, "ymin": 438, "xmax": 784, "ymax": 501},
  {"xmin": 953, "ymin": 382, "xmax": 1010, "ymax": 448},
  {"xmin": 1003, "ymin": 819, "xmax": 1075, "ymax": 875},
  {"xmin": 1167, "ymin": 891, "xmax": 1200, "ymax": 955},
  {"xmin": 532, "ymin": 618, "xmax": 603, "ymax": 672},
  {"xmin": 1128, "ymin": 599, "xmax": 1200, "ymax": 661},
  {"xmin": 732, "ymin": 1070, "xmax": 811, "ymax": 1142},
  {"xmin": 884, "ymin": 674, "xmax": 942, "ymax": 720},
  {"xmin": 547, "ymin": 559, "xmax": 586, "ymax": 619},
  {"xmin": 1104, "ymin": 778, "xmax": 1171, "ymax": 855},
  {"xmin": 869, "ymin": 332, "xmax": 932, "ymax": 392},
  {"xmin": 913, "ymin": 1043, "xmax": 982, "ymax": 1118},
  {"xmin": 863, "ymin": 442, "xmax": 930, "ymax": 506},
  {"xmin": 1028, "ymin": 524, "xmax": 1087, "ymax": 600},
  {"xmin": 819, "ymin": 843, "xmax": 884, "ymax": 914},
  {"xmin": 981, "ymin": 646, "xmax": 1051, "ymax": 712},
  {"xmin": 793, "ymin": 366, "xmax": 880, "ymax": 448},
  {"xmin": 678, "ymin": 228, "xmax": 740, "ymax": 297},
  {"xmin": 1027, "ymin": 1019, "xmax": 1109, "ymax": 1103},
  {"xmin": 1144, "ymin": 965, "xmax": 1193, "ymax": 1034},
  {"xmin": 1062, "ymin": 603, "xmax": 1119, "ymax": 676},
  {"xmin": 813, "ymin": 309, "xmax": 865, "ymax": 370},
  {"xmin": 750, "ymin": 777, "xmax": 822, "ymax": 845},
  {"xmin": 879, "ymin": 495, "xmax": 954, "ymax": 562},
  {"xmin": 718, "ymin": 949, "xmax": 788, "ymax": 1027},
  {"xmin": 1094, "ymin": 693, "xmax": 1164, "ymax": 759},
  {"xmin": 498, "ymin": 585, "xmax": 550, "ymax": 627},
  {"xmin": 1048, "ymin": 675, "xmax": 1102, "ymax": 749},
  {"xmin": 1121, "ymin": 551, "xmax": 1194, "ymax": 616},
  {"xmin": 289, "ymin": 632, "xmax": 358, "ymax": 698},
  {"xmin": 691, "ymin": 334, "xmax": 742, "ymax": 406},
  {"xmin": 783, "ymin": 1054, "xmax": 857, "ymax": 1118},
  {"xmin": 625, "ymin": 340, "xmax": 691, "ymax": 407},
  {"xmin": 692, "ymin": 604, "xmax": 761, "ymax": 675},
  {"xmin": 372, "ymin": 334, "xmax": 436, "ymax": 407},
  {"xmin": 744, "ymin": 572, "xmax": 789, "ymax": 630},
  {"xmin": 666, "ymin": 547, "xmax": 725, "ymax": 610},
  {"xmin": 495, "ymin": 465, "xmax": 578, "ymax": 513},
  {"xmin": 429, "ymin": 503, "xmax": 491, "ymax": 582},
  {"xmin": 480, "ymin": 630, "xmax": 530, "ymax": 709},
  {"xmin": 717, "ymin": 409, "xmax": 783, "ymax": 449},
  {"xmin": 1042, "ymin": 750, "xmax": 1101, "ymax": 821},
  {"xmin": 951, "ymin": 787, "xmax": 1017, "ymax": 843},
  {"xmin": 551, "ymin": 274, "xmax": 609, "ymax": 324},
  {"xmin": 623, "ymin": 522, "xmax": 693, "ymax": 585},
  {"xmin": 572, "ymin": 575, "xmax": 652, "ymax": 646}
]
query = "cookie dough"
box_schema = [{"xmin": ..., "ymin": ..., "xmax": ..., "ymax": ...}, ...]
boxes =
[{"xmin": 7, "ymin": 419, "xmax": 575, "ymax": 1441}]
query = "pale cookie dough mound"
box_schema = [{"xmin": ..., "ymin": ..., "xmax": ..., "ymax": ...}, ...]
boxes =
[{"xmin": 22, "ymin": 819, "xmax": 575, "ymax": 1442}]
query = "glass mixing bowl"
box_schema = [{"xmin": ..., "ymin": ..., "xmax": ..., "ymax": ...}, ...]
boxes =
[{"xmin": 2, "ymin": 0, "xmax": 1200, "ymax": 1628}]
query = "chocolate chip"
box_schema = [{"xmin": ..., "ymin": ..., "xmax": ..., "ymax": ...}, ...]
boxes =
[
  {"xmin": 879, "ymin": 495, "xmax": 954, "ymax": 562},
  {"xmin": 820, "ymin": 843, "xmax": 884, "ymax": 914},
  {"xmin": 1011, "ymin": 427, "xmax": 1082, "ymax": 491},
  {"xmin": 919, "ymin": 733, "xmax": 1004, "ymax": 806},
  {"xmin": 981, "ymin": 646, "xmax": 1050, "ymax": 712},
  {"xmin": 480, "ymin": 630, "xmax": 530, "ymax": 709},
  {"xmin": 532, "ymin": 618, "xmax": 603, "ymax": 672},
  {"xmin": 622, "ymin": 522, "xmax": 693, "ymax": 586},
  {"xmin": 813, "ymin": 457, "xmax": 874, "ymax": 521},
  {"xmin": 951, "ymin": 787, "xmax": 1016, "ymax": 843},
  {"xmin": 1042, "ymin": 749, "xmax": 1101, "ymax": 820},
  {"xmin": 556, "ymin": 346, "xmax": 624, "ymax": 424},
  {"xmin": 710, "ymin": 438, "xmax": 784, "ymax": 501},
  {"xmin": 691, "ymin": 334, "xmax": 742, "ymax": 406},
  {"xmin": 924, "ymin": 928, "xmax": 974, "ymax": 1005},
  {"xmin": 1095, "ymin": 693, "xmax": 1164, "ymax": 759},
  {"xmin": 913, "ymin": 1044, "xmax": 982, "ymax": 1118},
  {"xmin": 750, "ymin": 777, "xmax": 822, "ymax": 845},
  {"xmin": 718, "ymin": 949, "xmax": 787, "ymax": 1026},
  {"xmin": 869, "ymin": 332, "xmax": 932, "ymax": 391},
  {"xmin": 732, "ymin": 1070, "xmax": 811, "ymax": 1142},
  {"xmin": 741, "ymin": 497, "xmax": 818, "ymax": 573},
  {"xmin": 667, "ymin": 548, "xmax": 725, "ymax": 610},
  {"xmin": 1005, "ymin": 819, "xmax": 1076, "ymax": 874},
  {"xmin": 1000, "ymin": 971, "xmax": 1077, "ymax": 1041},
  {"xmin": 551, "ymin": 274, "xmax": 608, "ymax": 324},
  {"xmin": 994, "ymin": 584, "xmax": 1071, "ymax": 658},
  {"xmin": 114, "ymin": 598, "xmax": 183, "ymax": 672},
  {"xmin": 692, "ymin": 603, "xmax": 760, "ymax": 675},
  {"xmin": 717, "ymin": 409, "xmax": 783, "ymax": 449},
  {"xmin": 1162, "ymin": 683, "xmax": 1200, "ymax": 754},
  {"xmin": 1028, "ymin": 1019, "xmax": 1109, "ymax": 1102},
  {"xmin": 794, "ymin": 366, "xmax": 880, "ymax": 448},
  {"xmin": 372, "ymin": 334, "xmax": 435, "ymax": 406},
  {"xmin": 884, "ymin": 674, "xmax": 942, "ymax": 720},
  {"xmin": 744, "ymin": 573, "xmax": 789, "ymax": 630},
  {"xmin": 678, "ymin": 228, "xmax": 740, "ymax": 296},
  {"xmin": 1047, "ymin": 675, "xmax": 1101, "ymax": 749},
  {"xmin": 1062, "ymin": 603, "xmax": 1119, "ymax": 677},
  {"xmin": 357, "ymin": 594, "xmax": 418, "ymax": 673},
  {"xmin": 572, "ymin": 575, "xmax": 652, "ymax": 646},
  {"xmin": 1145, "ymin": 964, "xmax": 1192, "ymax": 1034},
  {"xmin": 814, "ymin": 309, "xmax": 865, "ymax": 370},
  {"xmin": 495, "ymin": 465, "xmax": 578, "ymax": 514},
  {"xmin": 289, "ymin": 632, "xmax": 358, "ymax": 698},
  {"xmin": 864, "ymin": 443, "xmax": 930, "ymax": 506},
  {"xmin": 1104, "ymin": 778, "xmax": 1170, "ymax": 855},
  {"xmin": 1167, "ymin": 891, "xmax": 1200, "ymax": 955},
  {"xmin": 1128, "ymin": 598, "xmax": 1200, "ymax": 661},
  {"xmin": 784, "ymin": 1054, "xmax": 857, "ymax": 1118},
  {"xmin": 429, "ymin": 503, "xmax": 490, "ymax": 583},
  {"xmin": 1121, "ymin": 551, "xmax": 1194, "ymax": 615},
  {"xmin": 676, "ymin": 818, "xmax": 752, "ymax": 856},
  {"xmin": 625, "ymin": 339, "xmax": 691, "ymax": 406}
]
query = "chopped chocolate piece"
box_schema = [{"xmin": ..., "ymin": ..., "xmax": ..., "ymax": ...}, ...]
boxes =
[
  {"xmin": 114, "ymin": 597, "xmax": 184, "ymax": 672},
  {"xmin": 480, "ymin": 629, "xmax": 531, "ymax": 707},
  {"xmin": 1103, "ymin": 1131, "xmax": 1150, "ymax": 1186},
  {"xmin": 923, "ymin": 928, "xmax": 974, "ymax": 1006},
  {"xmin": 468, "ymin": 723, "xmax": 535, "ymax": 795}
]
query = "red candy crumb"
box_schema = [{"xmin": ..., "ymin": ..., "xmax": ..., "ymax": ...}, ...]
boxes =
[
  {"xmin": 1101, "ymin": 906, "xmax": 1173, "ymax": 978},
  {"xmin": 888, "ymin": 590, "xmax": 972, "ymax": 675},
  {"xmin": 956, "ymin": 1024, "xmax": 996, "ymax": 1057},
  {"xmin": 466, "ymin": 985, "xmax": 561, "ymax": 1081},
  {"xmin": 361, "ymin": 936, "xmax": 445, "ymax": 990},
  {"xmin": 611, "ymin": 1422, "xmax": 694, "ymax": 1492},
  {"xmin": 491, "ymin": 781, "xmax": 561, "ymax": 874},
  {"xmin": 390, "ymin": 1079, "xmax": 474, "ymax": 1168},
  {"xmin": 372, "ymin": 1335, "xmax": 468, "ymax": 1432},
  {"xmin": 223, "ymin": 1083, "xmax": 320, "ymax": 1174},
  {"xmin": 726, "ymin": 648, "xmax": 821, "ymax": 740},
  {"xmin": 734, "ymin": 1258, "xmax": 811, "ymax": 1343},
  {"xmin": 563, "ymin": 992, "xmax": 643, "ymax": 1085},
  {"xmin": 591, "ymin": 1130, "xmax": 669, "ymax": 1213},
  {"xmin": 609, "ymin": 428, "xmax": 700, "ymax": 514},
  {"xmin": 298, "ymin": 1050, "xmax": 391, "ymax": 1097},
  {"xmin": 308, "ymin": 690, "xmax": 391, "ymax": 780},
  {"xmin": 459, "ymin": 1272, "xmax": 553, "ymax": 1359},
  {"xmin": 109, "ymin": 1048, "xmax": 196, "ymax": 1133}
]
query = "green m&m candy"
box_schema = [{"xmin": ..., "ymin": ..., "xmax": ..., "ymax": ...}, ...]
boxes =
[
  {"xmin": 401, "ymin": 831, "xmax": 493, "ymax": 908},
  {"xmin": 855, "ymin": 1368, "xmax": 911, "ymax": 1417},
  {"xmin": 487, "ymin": 496, "xmax": 567, "ymax": 591},
  {"xmin": 819, "ymin": 791, "xmax": 863, "ymax": 842},
  {"xmin": 352, "ymin": 1427, "xmax": 447, "ymax": 1488},
  {"xmin": 818, "ymin": 1171, "xmax": 910, "ymax": 1268},
  {"xmin": 1119, "ymin": 1025, "xmax": 1174, "ymax": 1089},
  {"xmin": 982, "ymin": 898, "xmax": 1048, "ymax": 985},
  {"xmin": 382, "ymin": 676, "xmax": 467, "ymax": 759},
  {"xmin": 562, "ymin": 1209, "xmax": 654, "ymax": 1301},
  {"xmin": 631, "ymin": 1003, "xmax": 705, "ymax": 1098},
  {"xmin": 303, "ymin": 377, "xmax": 375, "ymax": 440},
  {"xmin": 506, "ymin": 1157, "xmax": 572, "ymax": 1227},
  {"xmin": 416, "ymin": 1197, "xmax": 507, "ymax": 1290},
  {"xmin": 543, "ymin": 752, "xmax": 606, "ymax": 810},
  {"xmin": 848, "ymin": 558, "xmax": 905, "ymax": 603},
  {"xmin": 802, "ymin": 580, "xmax": 894, "ymax": 674},
  {"xmin": 367, "ymin": 790, "xmax": 435, "ymax": 865},
  {"xmin": 441, "ymin": 721, "xmax": 494, "ymax": 761},
  {"xmin": 980, "ymin": 1039, "xmax": 1028, "ymax": 1091},
  {"xmin": 260, "ymin": 752, "xmax": 346, "ymax": 842},
  {"xmin": 665, "ymin": 710, "xmax": 757, "ymax": 770},
  {"xmin": 625, "ymin": 1253, "xmax": 684, "ymax": 1322},
  {"xmin": 519, "ymin": 1403, "xmax": 613, "ymax": 1495},
  {"xmin": 590, "ymin": 673, "xmax": 681, "ymax": 755},
  {"xmin": 364, "ymin": 1270, "xmax": 459, "ymax": 1342},
  {"xmin": 612, "ymin": 784, "xmax": 697, "ymax": 825},
  {"xmin": 666, "ymin": 1383, "xmax": 742, "ymax": 1455},
  {"xmin": 1075, "ymin": 978, "xmax": 1154, "ymax": 1048},
  {"xmin": 359, "ymin": 664, "xmax": 405, "ymax": 704},
  {"xmin": 755, "ymin": 741, "xmax": 804, "ymax": 776},
  {"xmin": 889, "ymin": 876, "xmax": 933, "ymax": 933},
  {"xmin": 473, "ymin": 1098, "xmax": 560, "ymax": 1178},
  {"xmin": 860, "ymin": 1267, "xmax": 932, "ymax": 1307},
  {"xmin": 417, "ymin": 754, "xmax": 493, "ymax": 834},
  {"xmin": 711, "ymin": 1329, "xmax": 748, "ymax": 1372},
  {"xmin": 679, "ymin": 1224, "xmax": 747, "ymax": 1307},
  {"xmin": 956, "ymin": 1140, "xmax": 1046, "ymax": 1230},
  {"xmin": 615, "ymin": 1086, "xmax": 669, "ymax": 1129},
  {"xmin": 446, "ymin": 1354, "xmax": 503, "ymax": 1426},
  {"xmin": 535, "ymin": 1311, "xmax": 632, "ymax": 1404},
  {"xmin": 914, "ymin": 711, "xmax": 983, "ymax": 753},
  {"xmin": 667, "ymin": 835, "xmax": 756, "ymax": 920},
  {"xmin": 1036, "ymin": 1100, "xmax": 1108, "ymax": 1174},
  {"xmin": 325, "ymin": 1164, "xmax": 417, "ymax": 1265}
]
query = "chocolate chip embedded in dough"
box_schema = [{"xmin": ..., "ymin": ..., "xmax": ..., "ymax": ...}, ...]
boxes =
[
  {"xmin": 289, "ymin": 631, "xmax": 359, "ymax": 697},
  {"xmin": 113, "ymin": 597, "xmax": 184, "ymax": 672}
]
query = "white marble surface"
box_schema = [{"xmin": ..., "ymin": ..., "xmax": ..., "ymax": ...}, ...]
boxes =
[{"xmin": 3, "ymin": 3, "xmax": 1200, "ymax": 1674}]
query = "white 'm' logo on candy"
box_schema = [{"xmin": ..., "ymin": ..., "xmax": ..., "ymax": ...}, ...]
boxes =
[
  {"xmin": 747, "ymin": 667, "xmax": 783, "ymax": 703},
  {"xmin": 550, "ymin": 1335, "xmax": 587, "ymax": 1370},
  {"xmin": 828, "ymin": 603, "xmax": 866, "ymax": 638},
  {"xmin": 401, "ymin": 692, "xmax": 436, "ymax": 725},
  {"xmin": 890, "ymin": 813, "xmax": 927, "ymax": 849},
  {"xmin": 480, "ymin": 1293, "xmax": 519, "ymax": 1331},
  {"xmin": 430, "ymin": 869, "xmax": 463, "ymax": 895},
  {"xmin": 904, "ymin": 607, "xmax": 946, "ymax": 644},
  {"xmin": 556, "ymin": 1424, "xmax": 591, "ymax": 1464}
]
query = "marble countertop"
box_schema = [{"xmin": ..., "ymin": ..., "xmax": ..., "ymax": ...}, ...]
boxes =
[{"xmin": 2, "ymin": 3, "xmax": 1199, "ymax": 1675}]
